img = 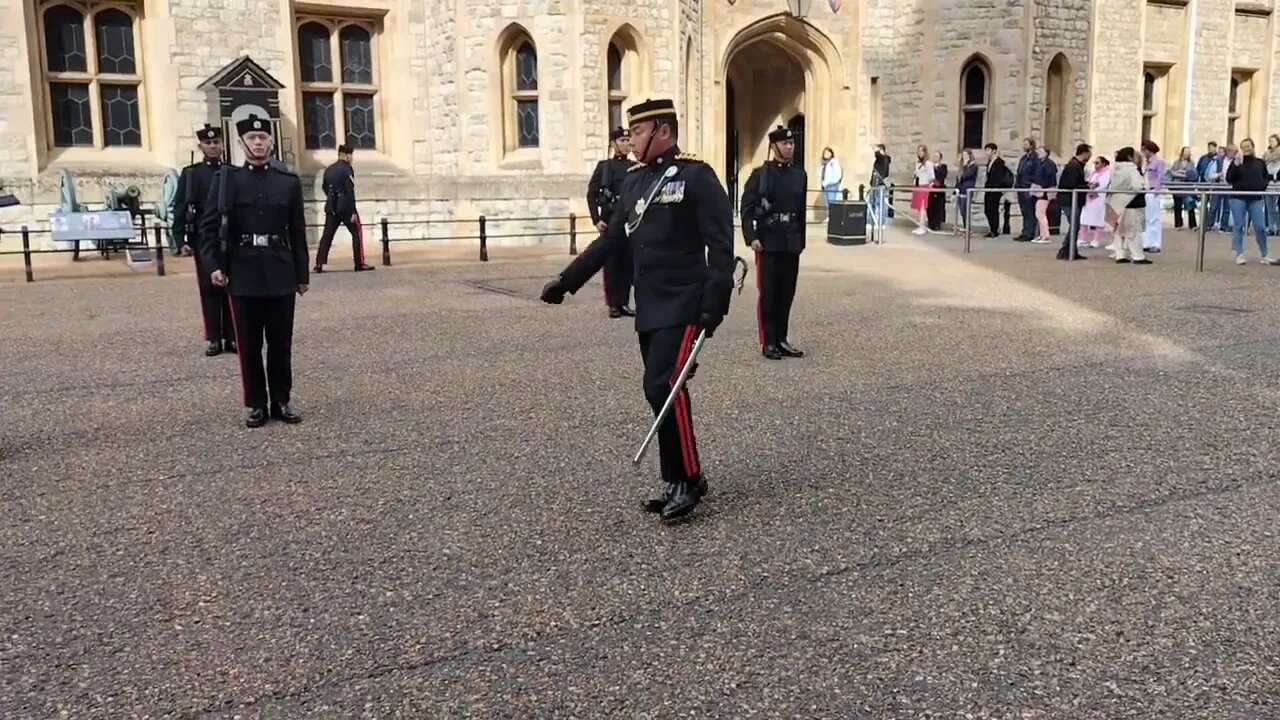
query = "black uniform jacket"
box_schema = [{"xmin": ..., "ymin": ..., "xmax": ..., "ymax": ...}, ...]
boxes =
[
  {"xmin": 739, "ymin": 160, "xmax": 807, "ymax": 253},
  {"xmin": 172, "ymin": 159, "xmax": 222, "ymax": 247},
  {"xmin": 322, "ymin": 159, "xmax": 356, "ymax": 217},
  {"xmin": 197, "ymin": 163, "xmax": 310, "ymax": 298},
  {"xmin": 560, "ymin": 146, "xmax": 736, "ymax": 334},
  {"xmin": 586, "ymin": 155, "xmax": 636, "ymax": 225}
]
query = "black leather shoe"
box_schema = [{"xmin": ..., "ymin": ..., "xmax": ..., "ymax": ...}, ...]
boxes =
[
  {"xmin": 223, "ymin": 340, "xmax": 237, "ymax": 354},
  {"xmin": 245, "ymin": 407, "xmax": 268, "ymax": 428},
  {"xmin": 313, "ymin": 265, "xmax": 324, "ymax": 273},
  {"xmin": 778, "ymin": 341, "xmax": 805, "ymax": 358},
  {"xmin": 762, "ymin": 345, "xmax": 783, "ymax": 360},
  {"xmin": 205, "ymin": 341, "xmax": 222, "ymax": 357},
  {"xmin": 608, "ymin": 306, "xmax": 623, "ymax": 319},
  {"xmin": 661, "ymin": 478, "xmax": 704, "ymax": 522},
  {"xmin": 355, "ymin": 264, "xmax": 376, "ymax": 272},
  {"xmin": 617, "ymin": 304, "xmax": 635, "ymax": 317},
  {"xmin": 643, "ymin": 483, "xmax": 675, "ymax": 513},
  {"xmin": 270, "ymin": 402, "xmax": 302, "ymax": 424}
]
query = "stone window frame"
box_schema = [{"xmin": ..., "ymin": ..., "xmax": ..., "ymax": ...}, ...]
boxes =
[
  {"xmin": 294, "ymin": 14, "xmax": 382, "ymax": 153},
  {"xmin": 36, "ymin": 0, "xmax": 149, "ymax": 155},
  {"xmin": 1141, "ymin": 65, "xmax": 1170, "ymax": 145},
  {"xmin": 958, "ymin": 55, "xmax": 992, "ymax": 151},
  {"xmin": 497, "ymin": 24, "xmax": 541, "ymax": 160},
  {"xmin": 1043, "ymin": 53, "xmax": 1072, "ymax": 159},
  {"xmin": 605, "ymin": 27, "xmax": 642, "ymax": 138},
  {"xmin": 1226, "ymin": 69, "xmax": 1256, "ymax": 146}
]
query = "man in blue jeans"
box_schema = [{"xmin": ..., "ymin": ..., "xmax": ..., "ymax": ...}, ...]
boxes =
[
  {"xmin": 1013, "ymin": 137, "xmax": 1040, "ymax": 242},
  {"xmin": 1225, "ymin": 138, "xmax": 1276, "ymax": 265}
]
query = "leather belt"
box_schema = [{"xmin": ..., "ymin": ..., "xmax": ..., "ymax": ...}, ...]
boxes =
[
  {"xmin": 769, "ymin": 213, "xmax": 795, "ymax": 223},
  {"xmin": 238, "ymin": 233, "xmax": 282, "ymax": 247}
]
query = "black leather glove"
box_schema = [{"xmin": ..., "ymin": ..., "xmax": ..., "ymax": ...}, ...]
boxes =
[
  {"xmin": 540, "ymin": 277, "xmax": 569, "ymax": 304},
  {"xmin": 697, "ymin": 312, "xmax": 722, "ymax": 339}
]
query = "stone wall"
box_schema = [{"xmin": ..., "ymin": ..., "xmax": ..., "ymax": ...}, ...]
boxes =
[
  {"xmin": 1187, "ymin": 0, "xmax": 1234, "ymax": 149},
  {"xmin": 1089, "ymin": 0, "xmax": 1144, "ymax": 155},
  {"xmin": 1029, "ymin": 0, "xmax": 1092, "ymax": 153},
  {"xmin": 0, "ymin": 13, "xmax": 34, "ymax": 179},
  {"xmin": 861, "ymin": 0, "xmax": 924, "ymax": 183}
]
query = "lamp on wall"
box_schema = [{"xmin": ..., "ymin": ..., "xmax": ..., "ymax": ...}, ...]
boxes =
[{"xmin": 785, "ymin": 0, "xmax": 813, "ymax": 20}]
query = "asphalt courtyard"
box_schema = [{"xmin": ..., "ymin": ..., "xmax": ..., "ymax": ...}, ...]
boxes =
[{"xmin": 2, "ymin": 226, "xmax": 1278, "ymax": 718}]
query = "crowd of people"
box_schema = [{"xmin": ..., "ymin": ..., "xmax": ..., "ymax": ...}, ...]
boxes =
[{"xmin": 837, "ymin": 135, "xmax": 1280, "ymax": 266}]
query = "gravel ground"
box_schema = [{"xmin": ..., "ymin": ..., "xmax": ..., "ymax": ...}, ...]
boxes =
[{"xmin": 1, "ymin": 228, "xmax": 1278, "ymax": 719}]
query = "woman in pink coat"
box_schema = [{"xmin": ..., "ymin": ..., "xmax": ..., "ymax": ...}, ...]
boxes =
[{"xmin": 1078, "ymin": 155, "xmax": 1112, "ymax": 249}]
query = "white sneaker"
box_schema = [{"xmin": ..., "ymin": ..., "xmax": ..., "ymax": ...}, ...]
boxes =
[
  {"xmin": 1236, "ymin": 255, "xmax": 1248, "ymax": 265},
  {"xmin": 912, "ymin": 227, "xmax": 927, "ymax": 235},
  {"xmin": 1262, "ymin": 256, "xmax": 1277, "ymax": 265}
]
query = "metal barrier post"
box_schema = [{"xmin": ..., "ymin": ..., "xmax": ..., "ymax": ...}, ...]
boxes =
[
  {"xmin": 1195, "ymin": 190, "xmax": 1208, "ymax": 272},
  {"xmin": 964, "ymin": 188, "xmax": 974, "ymax": 254},
  {"xmin": 478, "ymin": 215, "xmax": 488, "ymax": 262},
  {"xmin": 842, "ymin": 187, "xmax": 850, "ymax": 201},
  {"xmin": 857, "ymin": 184, "xmax": 864, "ymax": 202},
  {"xmin": 21, "ymin": 226, "xmax": 33, "ymax": 282},
  {"xmin": 569, "ymin": 212, "xmax": 578, "ymax": 255},
  {"xmin": 153, "ymin": 225, "xmax": 166, "ymax": 276},
  {"xmin": 380, "ymin": 217, "xmax": 391, "ymax": 266}
]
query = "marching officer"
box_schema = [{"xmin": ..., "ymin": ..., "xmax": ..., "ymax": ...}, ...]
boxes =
[
  {"xmin": 586, "ymin": 127, "xmax": 636, "ymax": 318},
  {"xmin": 173, "ymin": 124, "xmax": 235, "ymax": 357},
  {"xmin": 315, "ymin": 143, "xmax": 375, "ymax": 273},
  {"xmin": 740, "ymin": 125, "xmax": 807, "ymax": 361},
  {"xmin": 540, "ymin": 98, "xmax": 737, "ymax": 522},
  {"xmin": 197, "ymin": 114, "xmax": 310, "ymax": 428}
]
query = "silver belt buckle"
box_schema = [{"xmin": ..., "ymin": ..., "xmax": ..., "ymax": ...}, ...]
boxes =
[{"xmin": 252, "ymin": 234, "xmax": 268, "ymax": 247}]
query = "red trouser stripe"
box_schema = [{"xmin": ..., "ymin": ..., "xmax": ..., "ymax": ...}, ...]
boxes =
[
  {"xmin": 225, "ymin": 296, "xmax": 250, "ymax": 406},
  {"xmin": 600, "ymin": 233, "xmax": 610, "ymax": 305},
  {"xmin": 670, "ymin": 324, "xmax": 701, "ymax": 478},
  {"xmin": 354, "ymin": 212, "xmax": 366, "ymax": 265},
  {"xmin": 754, "ymin": 251, "xmax": 765, "ymax": 347}
]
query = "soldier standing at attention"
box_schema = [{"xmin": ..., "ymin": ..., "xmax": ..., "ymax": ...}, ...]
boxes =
[
  {"xmin": 540, "ymin": 98, "xmax": 736, "ymax": 522},
  {"xmin": 739, "ymin": 125, "xmax": 808, "ymax": 361},
  {"xmin": 198, "ymin": 115, "xmax": 310, "ymax": 428},
  {"xmin": 173, "ymin": 124, "xmax": 235, "ymax": 357},
  {"xmin": 314, "ymin": 143, "xmax": 375, "ymax": 273},
  {"xmin": 587, "ymin": 127, "xmax": 636, "ymax": 318}
]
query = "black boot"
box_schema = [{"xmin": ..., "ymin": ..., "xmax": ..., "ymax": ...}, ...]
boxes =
[
  {"xmin": 762, "ymin": 345, "xmax": 783, "ymax": 360},
  {"xmin": 245, "ymin": 407, "xmax": 268, "ymax": 428},
  {"xmin": 205, "ymin": 341, "xmax": 222, "ymax": 357},
  {"xmin": 270, "ymin": 401, "xmax": 302, "ymax": 424},
  {"xmin": 778, "ymin": 341, "xmax": 805, "ymax": 358},
  {"xmin": 643, "ymin": 483, "xmax": 675, "ymax": 513},
  {"xmin": 661, "ymin": 477, "xmax": 705, "ymax": 521},
  {"xmin": 354, "ymin": 264, "xmax": 376, "ymax": 272}
]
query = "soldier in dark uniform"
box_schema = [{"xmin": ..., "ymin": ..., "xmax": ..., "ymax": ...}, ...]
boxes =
[
  {"xmin": 540, "ymin": 98, "xmax": 736, "ymax": 522},
  {"xmin": 173, "ymin": 124, "xmax": 235, "ymax": 357},
  {"xmin": 197, "ymin": 114, "xmax": 310, "ymax": 428},
  {"xmin": 740, "ymin": 125, "xmax": 808, "ymax": 361},
  {"xmin": 586, "ymin": 127, "xmax": 636, "ymax": 318},
  {"xmin": 315, "ymin": 143, "xmax": 375, "ymax": 273}
]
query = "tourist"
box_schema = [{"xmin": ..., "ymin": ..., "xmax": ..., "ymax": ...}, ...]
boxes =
[
  {"xmin": 1079, "ymin": 155, "xmax": 1112, "ymax": 249},
  {"xmin": 1140, "ymin": 140, "xmax": 1166, "ymax": 252},
  {"xmin": 1264, "ymin": 134, "xmax": 1280, "ymax": 234},
  {"xmin": 1225, "ymin": 137, "xmax": 1276, "ymax": 265},
  {"xmin": 818, "ymin": 147, "xmax": 843, "ymax": 206},
  {"xmin": 1030, "ymin": 144, "xmax": 1057, "ymax": 244},
  {"xmin": 927, "ymin": 150, "xmax": 949, "ymax": 231},
  {"xmin": 1014, "ymin": 137, "xmax": 1041, "ymax": 242},
  {"xmin": 910, "ymin": 144, "xmax": 934, "ymax": 235},
  {"xmin": 954, "ymin": 149, "xmax": 979, "ymax": 231},
  {"xmin": 982, "ymin": 143, "xmax": 1013, "ymax": 238},
  {"xmin": 1169, "ymin": 146, "xmax": 1199, "ymax": 231},
  {"xmin": 1056, "ymin": 143, "xmax": 1092, "ymax": 259},
  {"xmin": 1105, "ymin": 146, "xmax": 1151, "ymax": 264}
]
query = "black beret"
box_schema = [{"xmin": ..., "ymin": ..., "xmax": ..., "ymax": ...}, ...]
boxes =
[
  {"xmin": 235, "ymin": 114, "xmax": 272, "ymax": 137},
  {"xmin": 626, "ymin": 98, "xmax": 676, "ymax": 126},
  {"xmin": 338, "ymin": 143, "xmax": 352, "ymax": 154},
  {"xmin": 768, "ymin": 126, "xmax": 794, "ymax": 143}
]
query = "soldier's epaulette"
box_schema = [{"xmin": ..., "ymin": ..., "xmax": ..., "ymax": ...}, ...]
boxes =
[
  {"xmin": 627, "ymin": 162, "xmax": 647, "ymax": 173},
  {"xmin": 675, "ymin": 152, "xmax": 702, "ymax": 163}
]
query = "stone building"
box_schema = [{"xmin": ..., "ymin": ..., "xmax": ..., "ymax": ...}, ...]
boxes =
[{"xmin": 1, "ymin": 0, "xmax": 1278, "ymax": 248}]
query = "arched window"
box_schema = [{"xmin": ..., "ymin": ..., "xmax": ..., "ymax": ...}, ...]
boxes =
[
  {"xmin": 499, "ymin": 28, "xmax": 539, "ymax": 152},
  {"xmin": 39, "ymin": 1, "xmax": 145, "ymax": 149},
  {"xmin": 605, "ymin": 28, "xmax": 641, "ymax": 139},
  {"xmin": 959, "ymin": 58, "xmax": 990, "ymax": 150},
  {"xmin": 1044, "ymin": 54, "xmax": 1070, "ymax": 156},
  {"xmin": 295, "ymin": 17, "xmax": 381, "ymax": 151},
  {"xmin": 1142, "ymin": 71, "xmax": 1156, "ymax": 141}
]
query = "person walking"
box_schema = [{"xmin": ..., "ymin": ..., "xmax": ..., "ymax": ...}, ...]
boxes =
[{"xmin": 1225, "ymin": 138, "xmax": 1277, "ymax": 265}]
